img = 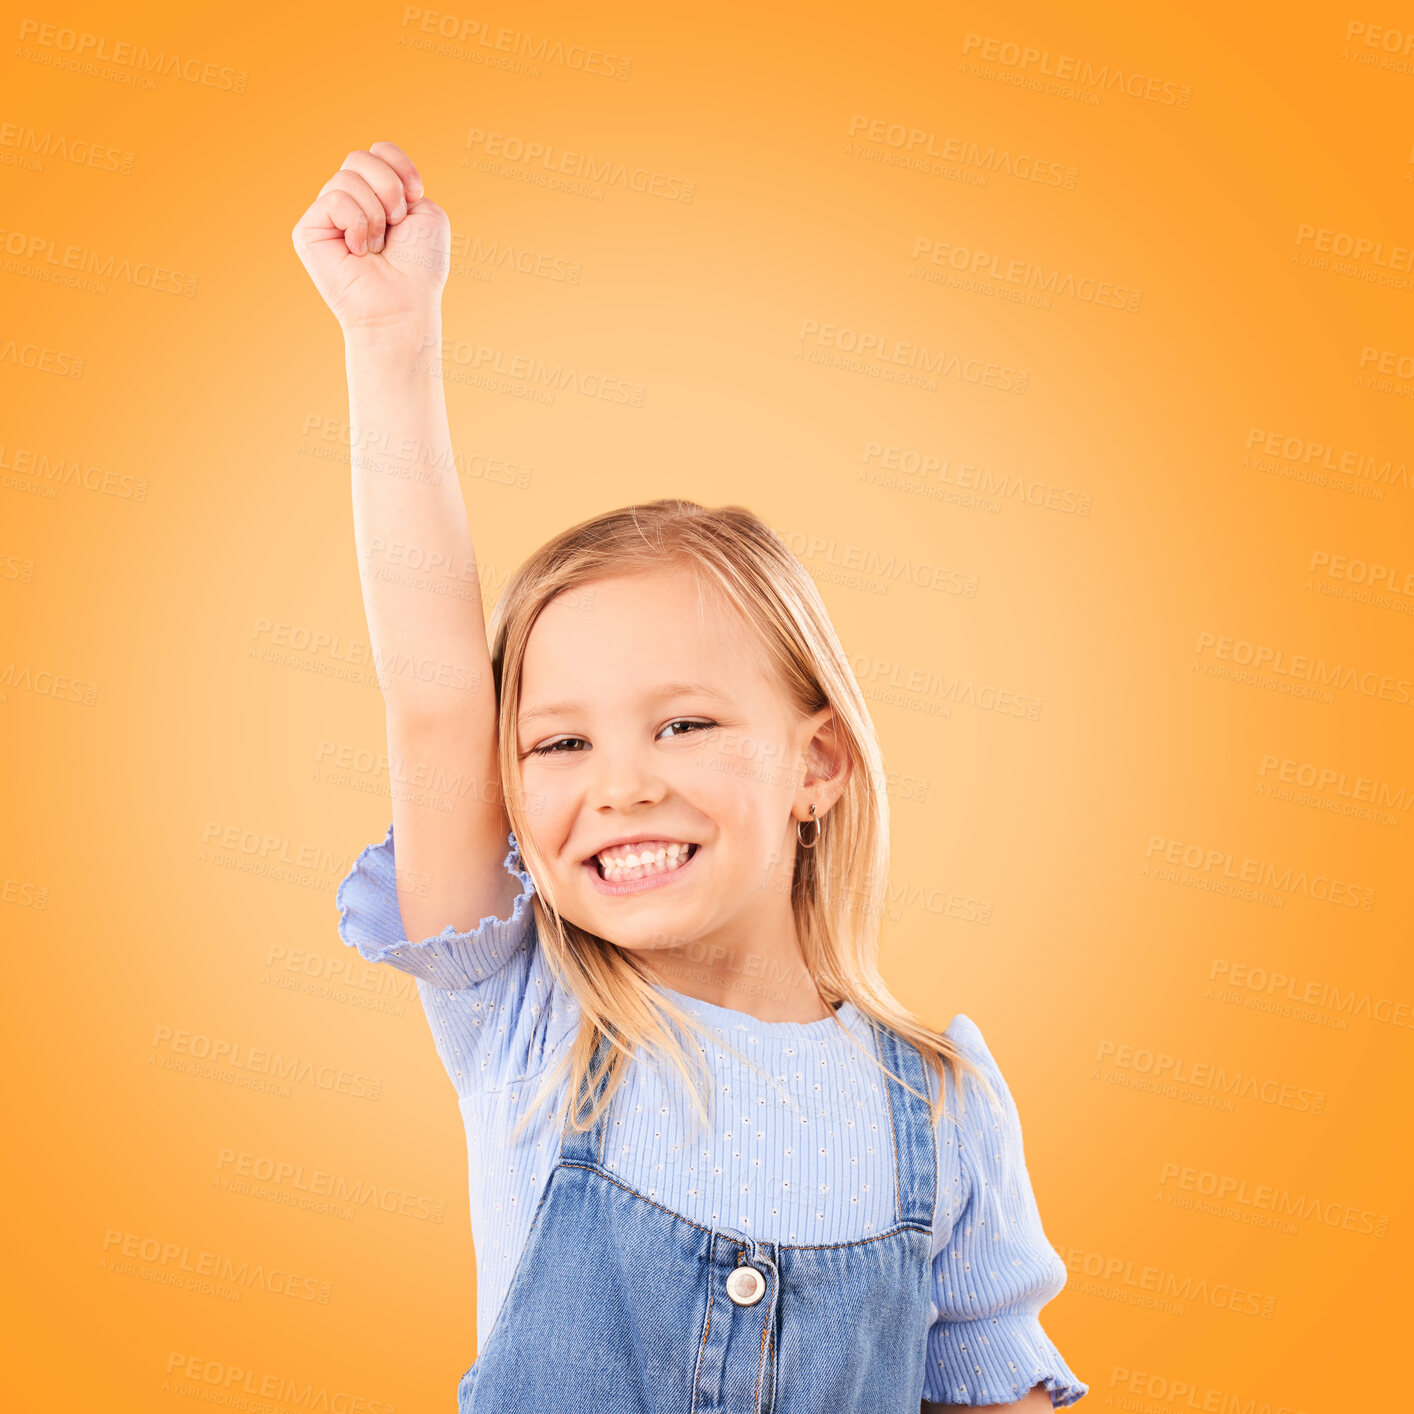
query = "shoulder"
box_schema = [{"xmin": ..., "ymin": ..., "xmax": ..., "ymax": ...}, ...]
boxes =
[
  {"xmin": 886, "ymin": 1011, "xmax": 1014, "ymax": 1154},
  {"xmin": 878, "ymin": 1011, "xmax": 997, "ymax": 1097},
  {"xmin": 940, "ymin": 1011, "xmax": 995, "ymax": 1066},
  {"xmin": 924, "ymin": 1012, "xmax": 1023, "ymax": 1153},
  {"xmin": 939, "ymin": 1012, "xmax": 1006, "ymax": 1098}
]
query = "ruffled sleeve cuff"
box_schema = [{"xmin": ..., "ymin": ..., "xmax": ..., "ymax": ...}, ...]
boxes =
[
  {"xmin": 925, "ymin": 1311, "xmax": 1089, "ymax": 1407},
  {"xmin": 335, "ymin": 823, "xmax": 537, "ymax": 990}
]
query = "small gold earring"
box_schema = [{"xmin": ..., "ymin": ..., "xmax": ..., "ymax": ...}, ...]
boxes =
[{"xmin": 797, "ymin": 802, "xmax": 820, "ymax": 849}]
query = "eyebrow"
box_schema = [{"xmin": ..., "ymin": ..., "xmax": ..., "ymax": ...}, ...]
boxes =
[{"xmin": 517, "ymin": 680, "xmax": 736, "ymax": 727}]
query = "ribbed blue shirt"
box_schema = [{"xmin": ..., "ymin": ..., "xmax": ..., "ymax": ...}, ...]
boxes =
[{"xmin": 337, "ymin": 823, "xmax": 1088, "ymax": 1407}]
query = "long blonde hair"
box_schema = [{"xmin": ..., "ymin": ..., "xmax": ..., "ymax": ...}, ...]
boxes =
[{"xmin": 488, "ymin": 498, "xmax": 995, "ymax": 1143}]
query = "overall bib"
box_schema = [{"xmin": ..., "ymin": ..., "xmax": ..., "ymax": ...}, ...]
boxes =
[{"xmin": 458, "ymin": 1019, "xmax": 939, "ymax": 1414}]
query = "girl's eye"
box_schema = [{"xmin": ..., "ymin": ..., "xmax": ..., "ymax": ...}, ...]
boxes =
[
  {"xmin": 528, "ymin": 737, "xmax": 586, "ymax": 757},
  {"xmin": 659, "ymin": 718, "xmax": 716, "ymax": 740}
]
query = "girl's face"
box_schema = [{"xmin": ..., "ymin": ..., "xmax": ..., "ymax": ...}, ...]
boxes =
[{"xmin": 514, "ymin": 566, "xmax": 840, "ymax": 959}]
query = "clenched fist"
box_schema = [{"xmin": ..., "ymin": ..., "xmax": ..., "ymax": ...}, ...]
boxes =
[{"xmin": 291, "ymin": 141, "xmax": 450, "ymax": 334}]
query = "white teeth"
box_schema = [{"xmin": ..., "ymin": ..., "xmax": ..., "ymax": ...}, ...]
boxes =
[{"xmin": 595, "ymin": 841, "xmax": 696, "ymax": 881}]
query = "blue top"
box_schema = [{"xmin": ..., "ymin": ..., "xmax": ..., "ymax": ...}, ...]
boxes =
[{"xmin": 337, "ymin": 823, "xmax": 1089, "ymax": 1407}]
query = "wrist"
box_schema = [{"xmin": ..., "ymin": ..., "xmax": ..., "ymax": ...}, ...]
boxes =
[{"xmin": 342, "ymin": 316, "xmax": 441, "ymax": 358}]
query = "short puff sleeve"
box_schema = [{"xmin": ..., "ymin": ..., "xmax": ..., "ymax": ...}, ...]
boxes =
[
  {"xmin": 336, "ymin": 823, "xmax": 536, "ymax": 989},
  {"xmin": 925, "ymin": 1015, "xmax": 1088, "ymax": 1408}
]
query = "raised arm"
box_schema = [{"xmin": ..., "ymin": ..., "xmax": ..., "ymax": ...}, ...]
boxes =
[{"xmin": 292, "ymin": 142, "xmax": 521, "ymax": 946}]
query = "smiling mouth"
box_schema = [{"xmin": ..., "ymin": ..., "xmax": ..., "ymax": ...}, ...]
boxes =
[{"xmin": 588, "ymin": 842, "xmax": 700, "ymax": 883}]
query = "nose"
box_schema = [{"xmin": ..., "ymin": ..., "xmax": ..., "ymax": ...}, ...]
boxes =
[{"xmin": 587, "ymin": 738, "xmax": 667, "ymax": 813}]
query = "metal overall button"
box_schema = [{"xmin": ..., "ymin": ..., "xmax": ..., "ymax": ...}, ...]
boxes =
[{"xmin": 725, "ymin": 1263, "xmax": 766, "ymax": 1306}]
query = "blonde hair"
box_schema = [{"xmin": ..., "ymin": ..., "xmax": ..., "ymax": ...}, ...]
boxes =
[{"xmin": 488, "ymin": 498, "xmax": 996, "ymax": 1144}]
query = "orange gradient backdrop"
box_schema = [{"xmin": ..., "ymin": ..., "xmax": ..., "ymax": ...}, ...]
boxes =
[{"xmin": 3, "ymin": 3, "xmax": 1411, "ymax": 1411}]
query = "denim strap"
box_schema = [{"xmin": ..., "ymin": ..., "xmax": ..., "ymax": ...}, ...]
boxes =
[
  {"xmin": 873, "ymin": 1023, "xmax": 938, "ymax": 1231},
  {"xmin": 559, "ymin": 1024, "xmax": 616, "ymax": 1166}
]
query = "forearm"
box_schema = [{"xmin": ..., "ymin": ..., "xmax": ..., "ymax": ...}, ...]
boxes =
[{"xmin": 344, "ymin": 319, "xmax": 490, "ymax": 721}]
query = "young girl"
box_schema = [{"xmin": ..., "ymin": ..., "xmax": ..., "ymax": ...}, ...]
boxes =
[{"xmin": 294, "ymin": 142, "xmax": 1088, "ymax": 1414}]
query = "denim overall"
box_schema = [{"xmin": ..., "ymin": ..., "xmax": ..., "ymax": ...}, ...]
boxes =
[{"xmin": 458, "ymin": 1018, "xmax": 938, "ymax": 1413}]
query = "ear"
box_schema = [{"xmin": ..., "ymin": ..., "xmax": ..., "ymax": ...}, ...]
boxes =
[{"xmin": 795, "ymin": 705, "xmax": 853, "ymax": 820}]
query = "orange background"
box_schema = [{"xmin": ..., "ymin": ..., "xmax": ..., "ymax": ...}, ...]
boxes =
[{"xmin": 3, "ymin": 2, "xmax": 1412, "ymax": 1410}]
